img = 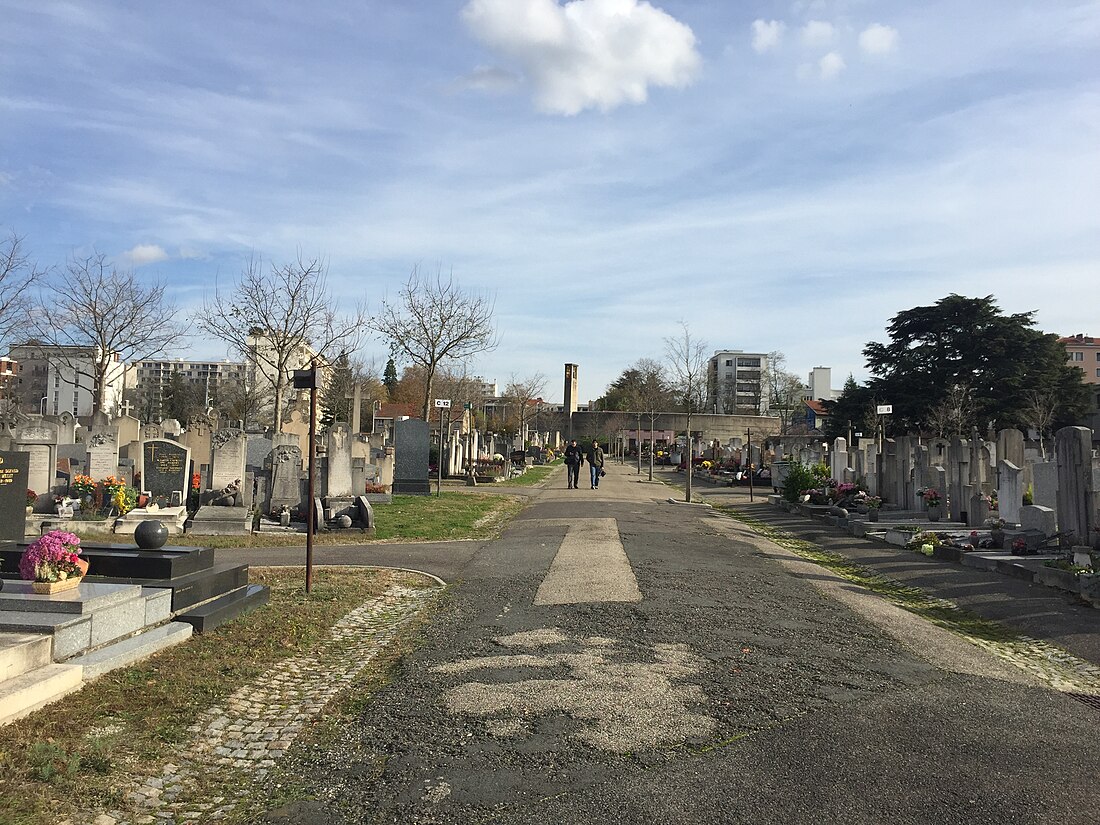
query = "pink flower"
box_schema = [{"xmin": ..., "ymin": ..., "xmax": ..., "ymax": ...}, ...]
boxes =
[{"xmin": 19, "ymin": 530, "xmax": 83, "ymax": 582}]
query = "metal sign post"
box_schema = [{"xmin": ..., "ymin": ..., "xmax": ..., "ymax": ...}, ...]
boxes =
[
  {"xmin": 292, "ymin": 362, "xmax": 319, "ymax": 594},
  {"xmin": 434, "ymin": 399, "xmax": 451, "ymax": 497}
]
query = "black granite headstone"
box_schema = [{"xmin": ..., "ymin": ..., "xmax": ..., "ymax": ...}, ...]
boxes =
[
  {"xmin": 0, "ymin": 450, "xmax": 31, "ymax": 542},
  {"xmin": 142, "ymin": 439, "xmax": 190, "ymax": 506},
  {"xmin": 392, "ymin": 419, "xmax": 430, "ymax": 494}
]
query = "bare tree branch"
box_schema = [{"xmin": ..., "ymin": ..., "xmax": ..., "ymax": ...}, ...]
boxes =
[
  {"xmin": 30, "ymin": 252, "xmax": 186, "ymax": 414},
  {"xmin": 368, "ymin": 265, "xmax": 497, "ymax": 421},
  {"xmin": 664, "ymin": 322, "xmax": 708, "ymax": 502},
  {"xmin": 194, "ymin": 252, "xmax": 366, "ymax": 430},
  {"xmin": 0, "ymin": 230, "xmax": 47, "ymax": 347}
]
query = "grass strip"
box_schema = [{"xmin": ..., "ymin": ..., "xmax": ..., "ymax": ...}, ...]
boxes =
[
  {"xmin": 0, "ymin": 567, "xmax": 433, "ymax": 825},
  {"xmin": 498, "ymin": 463, "xmax": 560, "ymax": 487},
  {"xmin": 163, "ymin": 492, "xmax": 525, "ymax": 549}
]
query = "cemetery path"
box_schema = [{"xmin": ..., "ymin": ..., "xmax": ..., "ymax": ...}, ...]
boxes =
[{"xmin": 255, "ymin": 463, "xmax": 1100, "ymax": 825}]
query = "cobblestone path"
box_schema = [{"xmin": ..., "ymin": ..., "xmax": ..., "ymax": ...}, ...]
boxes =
[{"xmin": 69, "ymin": 582, "xmax": 436, "ymax": 825}]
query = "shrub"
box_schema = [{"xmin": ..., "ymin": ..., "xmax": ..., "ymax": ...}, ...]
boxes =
[{"xmin": 782, "ymin": 461, "xmax": 818, "ymax": 503}]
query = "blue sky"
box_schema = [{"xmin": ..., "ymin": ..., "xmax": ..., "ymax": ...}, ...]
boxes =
[{"xmin": 2, "ymin": 0, "xmax": 1097, "ymax": 404}]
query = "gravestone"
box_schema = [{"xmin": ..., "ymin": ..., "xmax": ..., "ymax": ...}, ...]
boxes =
[
  {"xmin": 141, "ymin": 439, "xmax": 191, "ymax": 507},
  {"xmin": 0, "ymin": 450, "xmax": 30, "ymax": 542},
  {"xmin": 12, "ymin": 418, "xmax": 59, "ymax": 503},
  {"xmin": 1055, "ymin": 426, "xmax": 1094, "ymax": 548},
  {"xmin": 210, "ymin": 428, "xmax": 247, "ymax": 491},
  {"xmin": 56, "ymin": 411, "xmax": 78, "ymax": 445},
  {"xmin": 392, "ymin": 418, "xmax": 431, "ymax": 494},
  {"xmin": 998, "ymin": 460, "xmax": 1024, "ymax": 525},
  {"xmin": 1019, "ymin": 505, "xmax": 1056, "ymax": 538},
  {"xmin": 85, "ymin": 429, "xmax": 120, "ymax": 481},
  {"xmin": 142, "ymin": 423, "xmax": 164, "ymax": 442},
  {"xmin": 326, "ymin": 423, "xmax": 353, "ymax": 497},
  {"xmin": 266, "ymin": 444, "xmax": 303, "ymax": 514},
  {"xmin": 1031, "ymin": 461, "xmax": 1058, "ymax": 516}
]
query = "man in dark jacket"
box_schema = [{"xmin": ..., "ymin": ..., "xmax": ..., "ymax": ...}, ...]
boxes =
[
  {"xmin": 563, "ymin": 439, "xmax": 584, "ymax": 489},
  {"xmin": 587, "ymin": 439, "xmax": 605, "ymax": 489}
]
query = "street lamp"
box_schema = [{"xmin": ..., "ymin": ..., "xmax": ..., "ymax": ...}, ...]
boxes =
[{"xmin": 40, "ymin": 396, "xmax": 48, "ymax": 415}]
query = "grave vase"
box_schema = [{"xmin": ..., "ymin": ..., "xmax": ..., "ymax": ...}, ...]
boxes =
[
  {"xmin": 927, "ymin": 504, "xmax": 942, "ymax": 522},
  {"xmin": 868, "ymin": 508, "xmax": 879, "ymax": 522},
  {"xmin": 990, "ymin": 528, "xmax": 1004, "ymax": 549}
]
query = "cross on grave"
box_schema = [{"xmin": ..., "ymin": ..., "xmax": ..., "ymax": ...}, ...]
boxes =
[
  {"xmin": 120, "ymin": 399, "xmax": 135, "ymax": 417},
  {"xmin": 344, "ymin": 382, "xmax": 365, "ymax": 433}
]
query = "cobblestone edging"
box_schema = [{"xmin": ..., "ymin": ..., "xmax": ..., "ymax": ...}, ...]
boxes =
[{"xmin": 69, "ymin": 583, "xmax": 437, "ymax": 825}]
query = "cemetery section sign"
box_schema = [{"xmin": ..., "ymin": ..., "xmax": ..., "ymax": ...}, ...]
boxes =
[{"xmin": 0, "ymin": 451, "xmax": 31, "ymax": 542}]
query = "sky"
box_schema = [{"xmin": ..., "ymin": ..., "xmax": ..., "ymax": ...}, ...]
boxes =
[{"xmin": 2, "ymin": 0, "xmax": 1098, "ymax": 405}]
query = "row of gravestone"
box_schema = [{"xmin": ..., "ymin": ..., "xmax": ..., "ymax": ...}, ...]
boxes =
[{"xmin": 811, "ymin": 425, "xmax": 1099, "ymax": 547}]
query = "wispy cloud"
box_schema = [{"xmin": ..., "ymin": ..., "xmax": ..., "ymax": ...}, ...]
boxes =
[
  {"xmin": 120, "ymin": 244, "xmax": 169, "ymax": 266},
  {"xmin": 751, "ymin": 19, "xmax": 785, "ymax": 53},
  {"xmin": 819, "ymin": 51, "xmax": 846, "ymax": 79},
  {"xmin": 860, "ymin": 23, "xmax": 899, "ymax": 55},
  {"xmin": 461, "ymin": 0, "xmax": 701, "ymax": 115},
  {"xmin": 800, "ymin": 20, "xmax": 836, "ymax": 47}
]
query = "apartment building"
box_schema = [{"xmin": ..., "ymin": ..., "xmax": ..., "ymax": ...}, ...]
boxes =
[
  {"xmin": 6, "ymin": 342, "xmax": 125, "ymax": 416},
  {"xmin": 130, "ymin": 358, "xmax": 247, "ymax": 421},
  {"xmin": 708, "ymin": 350, "xmax": 770, "ymax": 415}
]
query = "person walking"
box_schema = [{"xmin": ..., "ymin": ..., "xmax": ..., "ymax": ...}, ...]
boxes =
[
  {"xmin": 587, "ymin": 439, "xmax": 605, "ymax": 489},
  {"xmin": 563, "ymin": 439, "xmax": 584, "ymax": 489}
]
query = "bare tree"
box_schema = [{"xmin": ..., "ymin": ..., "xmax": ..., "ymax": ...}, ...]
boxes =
[
  {"xmin": 0, "ymin": 230, "xmax": 47, "ymax": 348},
  {"xmin": 626, "ymin": 357, "xmax": 674, "ymax": 480},
  {"xmin": 1021, "ymin": 389, "xmax": 1059, "ymax": 459},
  {"xmin": 924, "ymin": 383, "xmax": 974, "ymax": 439},
  {"xmin": 31, "ymin": 252, "xmax": 185, "ymax": 414},
  {"xmin": 764, "ymin": 352, "xmax": 806, "ymax": 434},
  {"xmin": 195, "ymin": 253, "xmax": 366, "ymax": 431},
  {"xmin": 215, "ymin": 380, "xmax": 273, "ymax": 431},
  {"xmin": 504, "ymin": 372, "xmax": 547, "ymax": 448},
  {"xmin": 664, "ymin": 322, "xmax": 709, "ymax": 502},
  {"xmin": 368, "ymin": 266, "xmax": 497, "ymax": 422}
]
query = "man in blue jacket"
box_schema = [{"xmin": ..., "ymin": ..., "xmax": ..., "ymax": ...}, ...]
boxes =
[{"xmin": 563, "ymin": 439, "xmax": 584, "ymax": 489}]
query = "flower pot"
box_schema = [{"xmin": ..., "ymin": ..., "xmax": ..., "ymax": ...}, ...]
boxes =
[
  {"xmin": 927, "ymin": 505, "xmax": 942, "ymax": 522},
  {"xmin": 868, "ymin": 509, "xmax": 879, "ymax": 522},
  {"xmin": 134, "ymin": 520, "xmax": 168, "ymax": 550},
  {"xmin": 990, "ymin": 528, "xmax": 1004, "ymax": 549},
  {"xmin": 32, "ymin": 576, "xmax": 83, "ymax": 595}
]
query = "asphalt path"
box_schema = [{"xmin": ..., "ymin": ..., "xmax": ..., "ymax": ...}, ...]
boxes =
[{"xmin": 258, "ymin": 462, "xmax": 1100, "ymax": 825}]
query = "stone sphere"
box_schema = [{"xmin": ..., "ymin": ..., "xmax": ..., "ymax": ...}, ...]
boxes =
[
  {"xmin": 336, "ymin": 514, "xmax": 353, "ymax": 528},
  {"xmin": 134, "ymin": 519, "xmax": 169, "ymax": 549}
]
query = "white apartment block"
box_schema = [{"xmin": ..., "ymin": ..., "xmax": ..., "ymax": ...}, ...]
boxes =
[
  {"xmin": 7, "ymin": 343, "xmax": 125, "ymax": 417},
  {"xmin": 130, "ymin": 358, "xmax": 247, "ymax": 420},
  {"xmin": 708, "ymin": 350, "xmax": 770, "ymax": 415}
]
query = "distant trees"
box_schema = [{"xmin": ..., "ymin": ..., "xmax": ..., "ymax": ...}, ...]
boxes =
[
  {"xmin": 862, "ymin": 294, "xmax": 1087, "ymax": 435},
  {"xmin": 319, "ymin": 353, "xmax": 386, "ymax": 429},
  {"xmin": 368, "ymin": 266, "xmax": 497, "ymax": 422},
  {"xmin": 31, "ymin": 252, "xmax": 185, "ymax": 414},
  {"xmin": 195, "ymin": 253, "xmax": 366, "ymax": 431},
  {"xmin": 763, "ymin": 350, "xmax": 805, "ymax": 433},
  {"xmin": 503, "ymin": 372, "xmax": 547, "ymax": 446}
]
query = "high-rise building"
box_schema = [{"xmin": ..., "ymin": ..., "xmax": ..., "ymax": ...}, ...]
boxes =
[
  {"xmin": 130, "ymin": 358, "xmax": 247, "ymax": 421},
  {"xmin": 6, "ymin": 342, "xmax": 125, "ymax": 417},
  {"xmin": 707, "ymin": 350, "xmax": 770, "ymax": 415}
]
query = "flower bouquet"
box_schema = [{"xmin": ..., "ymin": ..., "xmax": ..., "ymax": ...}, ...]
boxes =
[
  {"xmin": 71, "ymin": 474, "xmax": 96, "ymax": 498},
  {"xmin": 20, "ymin": 530, "xmax": 88, "ymax": 594},
  {"xmin": 921, "ymin": 488, "xmax": 942, "ymax": 507}
]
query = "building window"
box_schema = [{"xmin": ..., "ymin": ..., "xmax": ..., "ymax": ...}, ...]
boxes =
[
  {"xmin": 725, "ymin": 360, "xmax": 733, "ymax": 367},
  {"xmin": 1071, "ymin": 352, "xmax": 1084, "ymax": 361},
  {"xmin": 1096, "ymin": 368, "xmax": 1100, "ymax": 378}
]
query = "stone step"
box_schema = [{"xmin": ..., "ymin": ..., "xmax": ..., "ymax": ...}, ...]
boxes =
[
  {"xmin": 0, "ymin": 662, "xmax": 83, "ymax": 726},
  {"xmin": 68, "ymin": 621, "xmax": 194, "ymax": 680},
  {"xmin": 176, "ymin": 584, "xmax": 269, "ymax": 633},
  {"xmin": 94, "ymin": 562, "xmax": 251, "ymax": 613},
  {"xmin": 0, "ymin": 585, "xmax": 172, "ymax": 661},
  {"xmin": 0, "ymin": 580, "xmax": 144, "ymax": 615},
  {"xmin": 0, "ymin": 632, "xmax": 52, "ymax": 681}
]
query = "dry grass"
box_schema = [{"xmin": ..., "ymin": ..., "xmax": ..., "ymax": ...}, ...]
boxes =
[{"xmin": 0, "ymin": 567, "xmax": 439, "ymax": 825}]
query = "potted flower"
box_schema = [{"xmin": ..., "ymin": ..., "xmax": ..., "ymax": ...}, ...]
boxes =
[
  {"xmin": 922, "ymin": 488, "xmax": 943, "ymax": 521},
  {"xmin": 984, "ymin": 516, "xmax": 1006, "ymax": 548},
  {"xmin": 71, "ymin": 474, "xmax": 96, "ymax": 507},
  {"xmin": 19, "ymin": 530, "xmax": 88, "ymax": 594},
  {"xmin": 26, "ymin": 489, "xmax": 37, "ymax": 514}
]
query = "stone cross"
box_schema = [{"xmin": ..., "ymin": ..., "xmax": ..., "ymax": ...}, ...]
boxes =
[{"xmin": 344, "ymin": 383, "xmax": 367, "ymax": 433}]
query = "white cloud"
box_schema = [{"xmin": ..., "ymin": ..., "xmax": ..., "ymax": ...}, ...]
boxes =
[
  {"xmin": 819, "ymin": 51, "xmax": 845, "ymax": 79},
  {"xmin": 121, "ymin": 243, "xmax": 168, "ymax": 266},
  {"xmin": 461, "ymin": 0, "xmax": 701, "ymax": 116},
  {"xmin": 460, "ymin": 66, "xmax": 522, "ymax": 94},
  {"xmin": 800, "ymin": 20, "xmax": 835, "ymax": 47},
  {"xmin": 751, "ymin": 19, "xmax": 785, "ymax": 53},
  {"xmin": 859, "ymin": 23, "xmax": 899, "ymax": 55}
]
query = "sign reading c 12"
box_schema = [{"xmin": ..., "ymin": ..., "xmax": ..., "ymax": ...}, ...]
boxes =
[{"xmin": 434, "ymin": 399, "xmax": 452, "ymax": 408}]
